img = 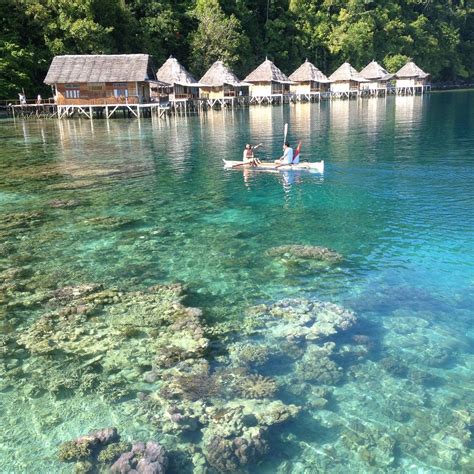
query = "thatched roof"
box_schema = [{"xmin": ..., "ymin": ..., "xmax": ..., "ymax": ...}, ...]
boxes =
[
  {"xmin": 199, "ymin": 60, "xmax": 243, "ymax": 87},
  {"xmin": 44, "ymin": 54, "xmax": 152, "ymax": 84},
  {"xmin": 360, "ymin": 60, "xmax": 394, "ymax": 81},
  {"xmin": 329, "ymin": 62, "xmax": 365, "ymax": 82},
  {"xmin": 289, "ymin": 60, "xmax": 329, "ymax": 83},
  {"xmin": 396, "ymin": 61, "xmax": 429, "ymax": 79},
  {"xmin": 156, "ymin": 56, "xmax": 198, "ymax": 86},
  {"xmin": 244, "ymin": 59, "xmax": 291, "ymax": 83}
]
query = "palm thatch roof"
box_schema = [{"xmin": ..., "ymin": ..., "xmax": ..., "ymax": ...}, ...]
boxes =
[
  {"xmin": 244, "ymin": 59, "xmax": 292, "ymax": 84},
  {"xmin": 44, "ymin": 54, "xmax": 153, "ymax": 84},
  {"xmin": 328, "ymin": 62, "xmax": 365, "ymax": 82},
  {"xmin": 396, "ymin": 61, "xmax": 429, "ymax": 79},
  {"xmin": 359, "ymin": 60, "xmax": 394, "ymax": 81},
  {"xmin": 289, "ymin": 59, "xmax": 329, "ymax": 83},
  {"xmin": 199, "ymin": 60, "xmax": 244, "ymax": 87},
  {"xmin": 156, "ymin": 56, "xmax": 199, "ymax": 86}
]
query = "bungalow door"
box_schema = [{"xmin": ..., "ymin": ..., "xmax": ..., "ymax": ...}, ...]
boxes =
[{"xmin": 113, "ymin": 83, "xmax": 129, "ymax": 102}]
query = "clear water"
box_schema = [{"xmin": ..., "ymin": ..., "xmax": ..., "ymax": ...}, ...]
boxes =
[{"xmin": 0, "ymin": 92, "xmax": 473, "ymax": 472}]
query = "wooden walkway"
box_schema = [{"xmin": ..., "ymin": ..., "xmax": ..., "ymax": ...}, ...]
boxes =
[
  {"xmin": 4, "ymin": 84, "xmax": 432, "ymax": 120},
  {"xmin": 8, "ymin": 102, "xmax": 171, "ymax": 119}
]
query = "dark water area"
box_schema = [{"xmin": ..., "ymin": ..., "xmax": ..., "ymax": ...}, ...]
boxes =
[{"xmin": 0, "ymin": 92, "xmax": 473, "ymax": 472}]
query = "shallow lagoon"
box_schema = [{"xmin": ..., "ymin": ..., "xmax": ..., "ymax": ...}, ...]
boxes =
[{"xmin": 0, "ymin": 92, "xmax": 473, "ymax": 472}]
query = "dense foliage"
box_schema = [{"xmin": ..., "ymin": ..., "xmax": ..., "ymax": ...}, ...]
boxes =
[{"xmin": 1, "ymin": 0, "xmax": 472, "ymax": 99}]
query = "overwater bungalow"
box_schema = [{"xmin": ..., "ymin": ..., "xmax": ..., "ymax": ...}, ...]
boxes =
[
  {"xmin": 44, "ymin": 54, "xmax": 157, "ymax": 119},
  {"xmin": 289, "ymin": 60, "xmax": 330, "ymax": 101},
  {"xmin": 243, "ymin": 59, "xmax": 293, "ymax": 104},
  {"xmin": 44, "ymin": 54, "xmax": 154, "ymax": 106},
  {"xmin": 198, "ymin": 61, "xmax": 248, "ymax": 109},
  {"xmin": 328, "ymin": 62, "xmax": 366, "ymax": 99},
  {"xmin": 155, "ymin": 56, "xmax": 200, "ymax": 106},
  {"xmin": 359, "ymin": 60, "xmax": 394, "ymax": 96},
  {"xmin": 395, "ymin": 61, "xmax": 430, "ymax": 95}
]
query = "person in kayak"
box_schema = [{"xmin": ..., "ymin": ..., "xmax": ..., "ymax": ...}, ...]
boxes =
[
  {"xmin": 275, "ymin": 142, "xmax": 294, "ymax": 165},
  {"xmin": 243, "ymin": 143, "xmax": 262, "ymax": 166}
]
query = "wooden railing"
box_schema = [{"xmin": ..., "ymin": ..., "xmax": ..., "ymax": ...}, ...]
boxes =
[
  {"xmin": 56, "ymin": 96, "xmax": 140, "ymax": 105},
  {"xmin": 1, "ymin": 98, "xmax": 55, "ymax": 106},
  {"xmin": 173, "ymin": 93, "xmax": 198, "ymax": 100}
]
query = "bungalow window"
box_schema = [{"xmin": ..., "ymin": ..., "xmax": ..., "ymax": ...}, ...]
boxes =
[
  {"xmin": 64, "ymin": 84, "xmax": 80, "ymax": 99},
  {"xmin": 113, "ymin": 82, "xmax": 128, "ymax": 98}
]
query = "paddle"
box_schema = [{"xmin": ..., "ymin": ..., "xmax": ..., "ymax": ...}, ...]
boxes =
[{"xmin": 275, "ymin": 123, "xmax": 289, "ymax": 169}]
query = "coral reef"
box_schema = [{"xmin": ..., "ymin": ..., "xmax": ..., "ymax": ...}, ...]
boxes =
[
  {"xmin": 228, "ymin": 342, "xmax": 271, "ymax": 368},
  {"xmin": 0, "ymin": 211, "xmax": 44, "ymax": 237},
  {"xmin": 57, "ymin": 428, "xmax": 166, "ymax": 473},
  {"xmin": 295, "ymin": 343, "xmax": 343, "ymax": 385},
  {"xmin": 235, "ymin": 374, "xmax": 278, "ymax": 399},
  {"xmin": 341, "ymin": 422, "xmax": 395, "ymax": 467},
  {"xmin": 203, "ymin": 430, "xmax": 268, "ymax": 473},
  {"xmin": 247, "ymin": 298, "xmax": 357, "ymax": 342},
  {"xmin": 48, "ymin": 199, "xmax": 81, "ymax": 208},
  {"xmin": 97, "ymin": 441, "xmax": 131, "ymax": 464},
  {"xmin": 6, "ymin": 283, "xmax": 208, "ymax": 404},
  {"xmin": 58, "ymin": 428, "xmax": 118, "ymax": 462},
  {"xmin": 110, "ymin": 441, "xmax": 168, "ymax": 474},
  {"xmin": 82, "ymin": 216, "xmax": 141, "ymax": 229},
  {"xmin": 266, "ymin": 245, "xmax": 343, "ymax": 263},
  {"xmin": 380, "ymin": 357, "xmax": 408, "ymax": 378}
]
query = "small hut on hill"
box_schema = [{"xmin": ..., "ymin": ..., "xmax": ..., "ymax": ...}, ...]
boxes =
[
  {"xmin": 359, "ymin": 60, "xmax": 394, "ymax": 95},
  {"xmin": 155, "ymin": 56, "xmax": 200, "ymax": 102},
  {"xmin": 395, "ymin": 61, "xmax": 430, "ymax": 94},
  {"xmin": 44, "ymin": 54, "xmax": 154, "ymax": 105},
  {"xmin": 199, "ymin": 61, "xmax": 247, "ymax": 108},
  {"xmin": 244, "ymin": 59, "xmax": 293, "ymax": 104},
  {"xmin": 328, "ymin": 62, "xmax": 366, "ymax": 98},
  {"xmin": 289, "ymin": 60, "xmax": 330, "ymax": 100}
]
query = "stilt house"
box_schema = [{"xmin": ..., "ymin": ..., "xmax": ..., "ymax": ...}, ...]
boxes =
[
  {"xmin": 244, "ymin": 59, "xmax": 292, "ymax": 103},
  {"xmin": 289, "ymin": 60, "xmax": 329, "ymax": 99},
  {"xmin": 44, "ymin": 54, "xmax": 154, "ymax": 105},
  {"xmin": 155, "ymin": 56, "xmax": 200, "ymax": 101},
  {"xmin": 199, "ymin": 61, "xmax": 247, "ymax": 106},
  {"xmin": 328, "ymin": 62, "xmax": 366, "ymax": 97},
  {"xmin": 359, "ymin": 61, "xmax": 394, "ymax": 95},
  {"xmin": 395, "ymin": 61, "xmax": 430, "ymax": 94}
]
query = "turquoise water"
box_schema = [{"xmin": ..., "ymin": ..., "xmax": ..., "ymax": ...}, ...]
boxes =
[{"xmin": 0, "ymin": 92, "xmax": 473, "ymax": 472}]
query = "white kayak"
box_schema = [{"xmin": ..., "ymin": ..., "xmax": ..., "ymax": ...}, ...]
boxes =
[{"xmin": 223, "ymin": 159, "xmax": 324, "ymax": 173}]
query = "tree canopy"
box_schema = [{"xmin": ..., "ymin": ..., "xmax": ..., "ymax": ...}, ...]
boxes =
[{"xmin": 1, "ymin": 0, "xmax": 472, "ymax": 99}]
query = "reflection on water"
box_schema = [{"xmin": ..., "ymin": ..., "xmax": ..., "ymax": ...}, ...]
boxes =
[{"xmin": 0, "ymin": 92, "xmax": 473, "ymax": 472}]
